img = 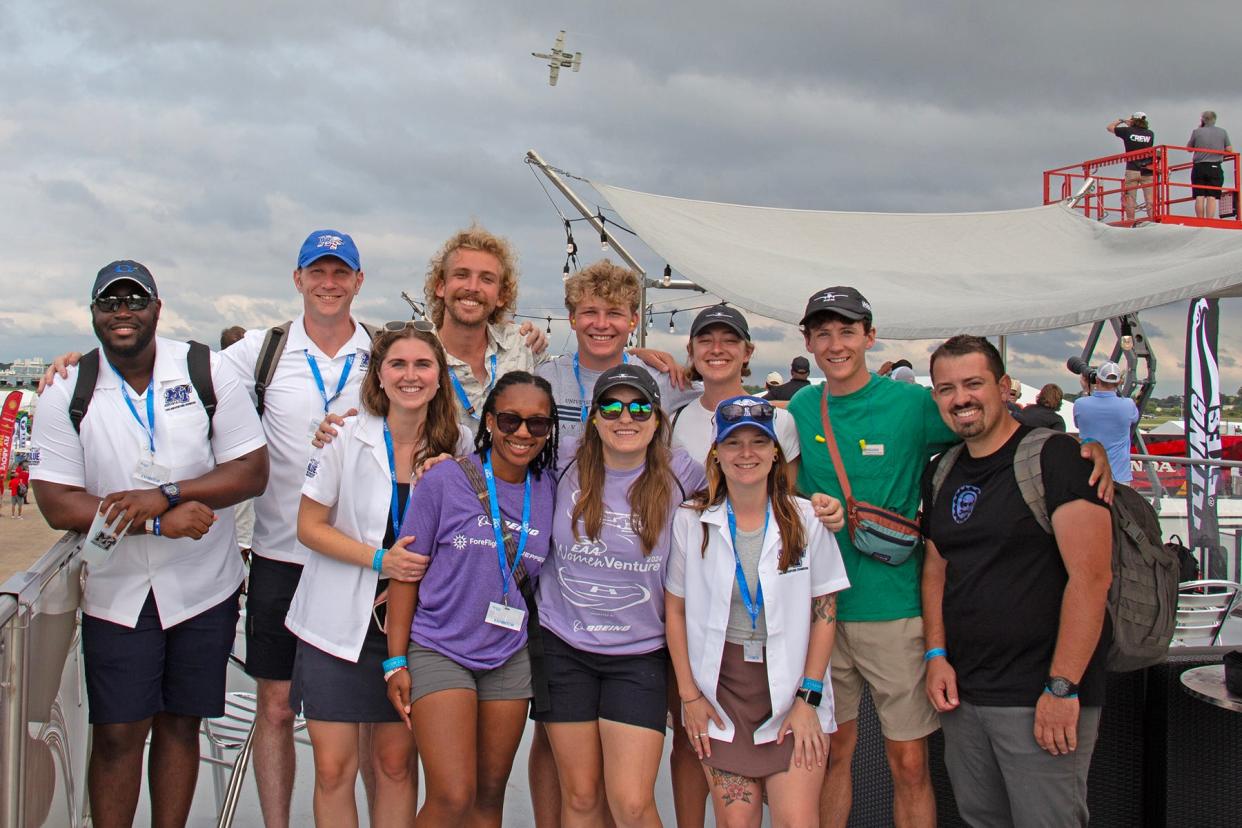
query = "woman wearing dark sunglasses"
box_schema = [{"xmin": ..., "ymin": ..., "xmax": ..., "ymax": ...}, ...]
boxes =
[
  {"xmin": 534, "ymin": 364, "xmax": 705, "ymax": 827},
  {"xmin": 385, "ymin": 371, "xmax": 558, "ymax": 827},
  {"xmin": 666, "ymin": 395, "xmax": 850, "ymax": 827},
  {"xmin": 289, "ymin": 324, "xmax": 471, "ymax": 826}
]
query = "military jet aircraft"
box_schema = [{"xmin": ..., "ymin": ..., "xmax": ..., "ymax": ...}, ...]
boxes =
[{"xmin": 532, "ymin": 30, "xmax": 582, "ymax": 87}]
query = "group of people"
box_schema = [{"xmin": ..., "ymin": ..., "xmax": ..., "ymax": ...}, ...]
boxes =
[{"xmin": 31, "ymin": 225, "xmax": 1120, "ymax": 828}]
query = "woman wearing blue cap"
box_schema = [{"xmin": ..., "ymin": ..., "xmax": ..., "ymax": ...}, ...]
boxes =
[{"xmin": 665, "ymin": 396, "xmax": 850, "ymax": 825}]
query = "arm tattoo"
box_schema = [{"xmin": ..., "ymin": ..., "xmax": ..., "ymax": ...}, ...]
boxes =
[
  {"xmin": 708, "ymin": 767, "xmax": 757, "ymax": 806},
  {"xmin": 812, "ymin": 593, "xmax": 836, "ymax": 625}
]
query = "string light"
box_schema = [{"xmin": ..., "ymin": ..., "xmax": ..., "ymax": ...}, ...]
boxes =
[
  {"xmin": 546, "ymin": 316, "xmax": 552, "ymax": 334},
  {"xmin": 668, "ymin": 309, "xmax": 677, "ymax": 333},
  {"xmin": 663, "ymin": 264, "xmax": 672, "ymax": 287},
  {"xmin": 1120, "ymin": 318, "xmax": 1134, "ymax": 351}
]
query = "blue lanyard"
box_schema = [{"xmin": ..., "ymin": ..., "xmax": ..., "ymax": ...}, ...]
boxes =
[
  {"xmin": 572, "ymin": 351, "xmax": 627, "ymax": 422},
  {"xmin": 482, "ymin": 449, "xmax": 532, "ymax": 603},
  {"xmin": 109, "ymin": 362, "xmax": 155, "ymax": 453},
  {"xmin": 448, "ymin": 354, "xmax": 497, "ymax": 420},
  {"xmin": 381, "ymin": 421, "xmax": 416, "ymax": 542},
  {"xmin": 726, "ymin": 499, "xmax": 769, "ymax": 630},
  {"xmin": 305, "ymin": 351, "xmax": 355, "ymax": 414}
]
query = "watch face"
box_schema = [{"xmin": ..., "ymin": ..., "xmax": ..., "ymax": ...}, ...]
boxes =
[{"xmin": 1047, "ymin": 677, "xmax": 1075, "ymax": 697}]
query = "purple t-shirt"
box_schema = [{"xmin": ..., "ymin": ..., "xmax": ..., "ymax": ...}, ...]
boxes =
[
  {"xmin": 399, "ymin": 453, "xmax": 555, "ymax": 670},
  {"xmin": 539, "ymin": 448, "xmax": 706, "ymax": 655}
]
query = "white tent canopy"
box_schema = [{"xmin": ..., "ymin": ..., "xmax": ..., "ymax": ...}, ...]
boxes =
[{"xmin": 592, "ymin": 183, "xmax": 1242, "ymax": 339}]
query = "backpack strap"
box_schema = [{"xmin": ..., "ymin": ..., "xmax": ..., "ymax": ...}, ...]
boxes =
[
  {"xmin": 670, "ymin": 403, "xmax": 690, "ymax": 430},
  {"xmin": 69, "ymin": 349, "xmax": 102, "ymax": 434},
  {"xmin": 929, "ymin": 443, "xmax": 968, "ymax": 506},
  {"xmin": 1014, "ymin": 428, "xmax": 1057, "ymax": 534},
  {"xmin": 819, "ymin": 385, "xmax": 855, "ymax": 505},
  {"xmin": 254, "ymin": 321, "xmax": 292, "ymax": 418},
  {"xmin": 187, "ymin": 340, "xmax": 217, "ymax": 441}
]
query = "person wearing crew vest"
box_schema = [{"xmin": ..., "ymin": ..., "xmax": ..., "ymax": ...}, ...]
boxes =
[
  {"xmin": 30, "ymin": 260, "xmax": 269, "ymax": 828},
  {"xmin": 288, "ymin": 323, "xmax": 473, "ymax": 825},
  {"xmin": 666, "ymin": 396, "xmax": 850, "ymax": 827},
  {"xmin": 1107, "ymin": 112, "xmax": 1156, "ymax": 223}
]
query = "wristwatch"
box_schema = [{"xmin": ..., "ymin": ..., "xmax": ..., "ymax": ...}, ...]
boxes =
[
  {"xmin": 1044, "ymin": 675, "xmax": 1079, "ymax": 698},
  {"xmin": 795, "ymin": 687, "xmax": 822, "ymax": 708},
  {"xmin": 159, "ymin": 482, "xmax": 181, "ymax": 508}
]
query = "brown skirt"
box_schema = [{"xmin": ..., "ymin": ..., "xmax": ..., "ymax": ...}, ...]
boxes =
[{"xmin": 703, "ymin": 641, "xmax": 793, "ymax": 779}]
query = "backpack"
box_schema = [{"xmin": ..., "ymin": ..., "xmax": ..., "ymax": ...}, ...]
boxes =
[
  {"xmin": 70, "ymin": 342, "xmax": 217, "ymax": 439},
  {"xmin": 253, "ymin": 320, "xmax": 381, "ymax": 417},
  {"xmin": 1163, "ymin": 533, "xmax": 1200, "ymax": 582},
  {"xmin": 931, "ymin": 428, "xmax": 1179, "ymax": 673}
]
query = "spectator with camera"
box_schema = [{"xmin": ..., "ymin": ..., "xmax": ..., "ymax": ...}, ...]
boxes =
[{"xmin": 1073, "ymin": 361, "xmax": 1139, "ymax": 484}]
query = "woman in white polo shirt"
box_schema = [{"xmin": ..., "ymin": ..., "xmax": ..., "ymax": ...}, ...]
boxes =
[
  {"xmin": 666, "ymin": 395, "xmax": 850, "ymax": 826},
  {"xmin": 288, "ymin": 322, "xmax": 472, "ymax": 825}
]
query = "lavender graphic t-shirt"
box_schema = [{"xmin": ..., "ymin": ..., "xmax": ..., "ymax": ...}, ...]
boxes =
[
  {"xmin": 539, "ymin": 448, "xmax": 706, "ymax": 655},
  {"xmin": 399, "ymin": 453, "xmax": 555, "ymax": 670}
]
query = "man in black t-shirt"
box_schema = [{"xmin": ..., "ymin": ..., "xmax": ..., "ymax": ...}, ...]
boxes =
[
  {"xmin": 1108, "ymin": 112, "xmax": 1156, "ymax": 222},
  {"xmin": 764, "ymin": 355, "xmax": 812, "ymax": 402},
  {"xmin": 920, "ymin": 335, "xmax": 1113, "ymax": 827}
]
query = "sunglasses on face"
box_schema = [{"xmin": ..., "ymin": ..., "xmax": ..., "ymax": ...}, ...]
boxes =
[
  {"xmin": 494, "ymin": 412, "xmax": 554, "ymax": 438},
  {"xmin": 384, "ymin": 319, "xmax": 436, "ymax": 333},
  {"xmin": 92, "ymin": 295, "xmax": 152, "ymax": 313},
  {"xmin": 718, "ymin": 402, "xmax": 775, "ymax": 423},
  {"xmin": 597, "ymin": 398, "xmax": 654, "ymax": 421}
]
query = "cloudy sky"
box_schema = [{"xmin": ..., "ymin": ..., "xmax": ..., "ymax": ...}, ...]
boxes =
[{"xmin": 3, "ymin": 0, "xmax": 1240, "ymax": 395}]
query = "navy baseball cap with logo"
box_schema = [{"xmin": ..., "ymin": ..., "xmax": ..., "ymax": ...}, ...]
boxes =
[
  {"xmin": 799, "ymin": 286, "xmax": 873, "ymax": 326},
  {"xmin": 297, "ymin": 230, "xmax": 361, "ymax": 271},
  {"xmin": 92, "ymin": 260, "xmax": 158, "ymax": 300},
  {"xmin": 690, "ymin": 304, "xmax": 751, "ymax": 340},
  {"xmin": 592, "ymin": 364, "xmax": 662, "ymax": 408},
  {"xmin": 790, "ymin": 356, "xmax": 811, "ymax": 373}
]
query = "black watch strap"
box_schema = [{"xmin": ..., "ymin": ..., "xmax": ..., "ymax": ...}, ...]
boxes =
[{"xmin": 795, "ymin": 687, "xmax": 822, "ymax": 708}]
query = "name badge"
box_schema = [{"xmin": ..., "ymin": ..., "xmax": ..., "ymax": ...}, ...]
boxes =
[
  {"xmin": 862, "ymin": 443, "xmax": 885, "ymax": 457},
  {"xmin": 485, "ymin": 601, "xmax": 525, "ymax": 631},
  {"xmin": 133, "ymin": 459, "xmax": 171, "ymax": 486},
  {"xmin": 83, "ymin": 504, "xmax": 125, "ymax": 565},
  {"xmin": 308, "ymin": 416, "xmax": 325, "ymax": 440},
  {"xmin": 743, "ymin": 639, "xmax": 765, "ymax": 663}
]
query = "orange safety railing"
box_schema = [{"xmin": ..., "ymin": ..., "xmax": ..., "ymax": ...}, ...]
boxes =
[{"xmin": 1043, "ymin": 145, "xmax": 1241, "ymax": 228}]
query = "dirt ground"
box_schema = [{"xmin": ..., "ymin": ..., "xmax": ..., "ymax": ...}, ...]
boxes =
[{"xmin": 0, "ymin": 498, "xmax": 68, "ymax": 584}]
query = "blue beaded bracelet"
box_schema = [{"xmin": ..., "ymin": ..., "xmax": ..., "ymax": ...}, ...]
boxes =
[
  {"xmin": 371, "ymin": 548, "xmax": 385, "ymax": 573},
  {"xmin": 924, "ymin": 648, "xmax": 947, "ymax": 661},
  {"xmin": 800, "ymin": 677, "xmax": 825, "ymax": 693},
  {"xmin": 382, "ymin": 655, "xmax": 407, "ymax": 672}
]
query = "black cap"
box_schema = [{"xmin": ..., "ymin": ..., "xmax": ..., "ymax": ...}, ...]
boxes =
[
  {"xmin": 790, "ymin": 356, "xmax": 810, "ymax": 373},
  {"xmin": 592, "ymin": 364, "xmax": 661, "ymax": 408},
  {"xmin": 689, "ymin": 304, "xmax": 750, "ymax": 340},
  {"xmin": 799, "ymin": 286, "xmax": 872, "ymax": 327},
  {"xmin": 92, "ymin": 260, "xmax": 158, "ymax": 300}
]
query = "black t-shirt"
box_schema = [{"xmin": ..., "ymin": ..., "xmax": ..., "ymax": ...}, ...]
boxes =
[
  {"xmin": 1115, "ymin": 126, "xmax": 1155, "ymax": 171},
  {"xmin": 921, "ymin": 426, "xmax": 1110, "ymax": 706},
  {"xmin": 765, "ymin": 377, "xmax": 811, "ymax": 402},
  {"xmin": 1015, "ymin": 404, "xmax": 1067, "ymax": 432}
]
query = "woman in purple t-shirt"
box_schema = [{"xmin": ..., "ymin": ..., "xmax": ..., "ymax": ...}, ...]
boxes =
[
  {"xmin": 535, "ymin": 364, "xmax": 705, "ymax": 827},
  {"xmin": 384, "ymin": 372, "xmax": 559, "ymax": 827}
]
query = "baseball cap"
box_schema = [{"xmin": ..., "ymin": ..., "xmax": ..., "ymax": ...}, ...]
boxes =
[
  {"xmin": 298, "ymin": 230, "xmax": 360, "ymax": 271},
  {"xmin": 592, "ymin": 364, "xmax": 662, "ymax": 408},
  {"xmin": 1131, "ymin": 111, "xmax": 1147, "ymax": 120},
  {"xmin": 765, "ymin": 371, "xmax": 783, "ymax": 385},
  {"xmin": 799, "ymin": 286, "xmax": 873, "ymax": 326},
  {"xmin": 92, "ymin": 260, "xmax": 157, "ymax": 300},
  {"xmin": 790, "ymin": 356, "xmax": 810, "ymax": 373},
  {"xmin": 891, "ymin": 365, "xmax": 916, "ymax": 383},
  {"xmin": 714, "ymin": 395, "xmax": 780, "ymax": 444},
  {"xmin": 1097, "ymin": 361, "xmax": 1123, "ymax": 383},
  {"xmin": 690, "ymin": 304, "xmax": 750, "ymax": 340}
]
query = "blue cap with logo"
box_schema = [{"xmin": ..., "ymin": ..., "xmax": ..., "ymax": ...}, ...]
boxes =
[
  {"xmin": 92, "ymin": 260, "xmax": 158, "ymax": 300},
  {"xmin": 297, "ymin": 230, "xmax": 360, "ymax": 271},
  {"xmin": 714, "ymin": 395, "xmax": 779, "ymax": 444}
]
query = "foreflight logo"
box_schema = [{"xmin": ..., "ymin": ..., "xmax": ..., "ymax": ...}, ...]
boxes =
[{"xmin": 452, "ymin": 534, "xmax": 468, "ymax": 550}]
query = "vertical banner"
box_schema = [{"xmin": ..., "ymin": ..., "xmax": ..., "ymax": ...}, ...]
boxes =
[
  {"xmin": 0, "ymin": 390, "xmax": 20, "ymax": 489},
  {"xmin": 1184, "ymin": 298, "xmax": 1224, "ymax": 577}
]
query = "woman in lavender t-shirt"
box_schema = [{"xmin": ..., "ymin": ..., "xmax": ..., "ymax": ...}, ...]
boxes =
[
  {"xmin": 534, "ymin": 364, "xmax": 706, "ymax": 826},
  {"xmin": 384, "ymin": 372, "xmax": 559, "ymax": 826}
]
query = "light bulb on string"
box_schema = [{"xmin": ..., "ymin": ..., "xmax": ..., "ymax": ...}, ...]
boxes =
[
  {"xmin": 1120, "ymin": 319, "xmax": 1134, "ymax": 351},
  {"xmin": 668, "ymin": 310, "xmax": 676, "ymax": 334},
  {"xmin": 662, "ymin": 264, "xmax": 672, "ymax": 287},
  {"xmin": 546, "ymin": 316, "xmax": 552, "ymax": 334},
  {"xmin": 646, "ymin": 305, "xmax": 654, "ymax": 332},
  {"xmin": 600, "ymin": 228, "xmax": 610, "ymax": 252},
  {"xmin": 563, "ymin": 260, "xmax": 571, "ymax": 280}
]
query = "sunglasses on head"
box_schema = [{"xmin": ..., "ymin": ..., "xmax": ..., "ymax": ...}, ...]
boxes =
[
  {"xmin": 718, "ymin": 402, "xmax": 775, "ymax": 423},
  {"xmin": 93, "ymin": 295, "xmax": 152, "ymax": 313},
  {"xmin": 597, "ymin": 398, "xmax": 654, "ymax": 421},
  {"xmin": 494, "ymin": 412, "xmax": 554, "ymax": 438},
  {"xmin": 385, "ymin": 319, "xmax": 436, "ymax": 333}
]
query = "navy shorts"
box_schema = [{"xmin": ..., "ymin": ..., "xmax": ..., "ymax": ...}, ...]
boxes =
[
  {"xmin": 532, "ymin": 631, "xmax": 668, "ymax": 732},
  {"xmin": 81, "ymin": 589, "xmax": 239, "ymax": 725},
  {"xmin": 1192, "ymin": 162, "xmax": 1225, "ymax": 198},
  {"xmin": 290, "ymin": 617, "xmax": 399, "ymax": 723},
  {"xmin": 244, "ymin": 555, "xmax": 303, "ymax": 681}
]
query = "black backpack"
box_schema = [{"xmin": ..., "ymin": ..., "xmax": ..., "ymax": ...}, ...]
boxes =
[
  {"xmin": 70, "ymin": 342, "xmax": 217, "ymax": 438},
  {"xmin": 931, "ymin": 428, "xmax": 1179, "ymax": 672},
  {"xmin": 252, "ymin": 320, "xmax": 381, "ymax": 417}
]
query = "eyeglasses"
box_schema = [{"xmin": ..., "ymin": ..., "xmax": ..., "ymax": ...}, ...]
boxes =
[
  {"xmin": 597, "ymin": 398, "xmax": 654, "ymax": 421},
  {"xmin": 718, "ymin": 402, "xmax": 775, "ymax": 423},
  {"xmin": 494, "ymin": 412, "xmax": 554, "ymax": 438},
  {"xmin": 385, "ymin": 319, "xmax": 436, "ymax": 333},
  {"xmin": 92, "ymin": 295, "xmax": 151, "ymax": 313}
]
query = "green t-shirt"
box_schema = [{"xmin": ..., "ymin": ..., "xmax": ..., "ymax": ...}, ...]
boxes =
[{"xmin": 789, "ymin": 375, "xmax": 957, "ymax": 622}]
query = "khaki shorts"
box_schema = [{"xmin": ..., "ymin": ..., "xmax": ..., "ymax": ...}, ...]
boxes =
[
  {"xmin": 830, "ymin": 617, "xmax": 939, "ymax": 742},
  {"xmin": 406, "ymin": 641, "xmax": 532, "ymax": 704}
]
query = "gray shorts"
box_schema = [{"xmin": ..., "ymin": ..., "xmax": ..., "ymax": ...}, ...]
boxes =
[{"xmin": 407, "ymin": 641, "xmax": 532, "ymax": 703}]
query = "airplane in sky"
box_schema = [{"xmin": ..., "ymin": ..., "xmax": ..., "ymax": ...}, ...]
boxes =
[{"xmin": 532, "ymin": 30, "xmax": 582, "ymax": 87}]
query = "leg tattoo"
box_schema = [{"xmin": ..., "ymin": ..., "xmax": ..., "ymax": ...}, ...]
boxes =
[{"xmin": 709, "ymin": 767, "xmax": 756, "ymax": 806}]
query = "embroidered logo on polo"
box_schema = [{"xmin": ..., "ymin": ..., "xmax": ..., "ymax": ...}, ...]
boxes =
[
  {"xmin": 358, "ymin": 352, "xmax": 369, "ymax": 370},
  {"xmin": 305, "ymin": 459, "xmax": 320, "ymax": 479},
  {"xmin": 452, "ymin": 534, "xmax": 467, "ymax": 550},
  {"xmin": 951, "ymin": 485, "xmax": 981, "ymax": 524},
  {"xmin": 163, "ymin": 384, "xmax": 195, "ymax": 411}
]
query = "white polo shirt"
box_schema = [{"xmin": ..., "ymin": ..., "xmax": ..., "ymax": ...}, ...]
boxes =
[
  {"xmin": 219, "ymin": 315, "xmax": 374, "ymax": 565},
  {"xmin": 285, "ymin": 411, "xmax": 473, "ymax": 661},
  {"xmin": 666, "ymin": 498, "xmax": 850, "ymax": 744},
  {"xmin": 442, "ymin": 322, "xmax": 549, "ymax": 437},
  {"xmin": 671, "ymin": 399, "xmax": 802, "ymax": 467},
  {"xmin": 29, "ymin": 337, "xmax": 267, "ymax": 628}
]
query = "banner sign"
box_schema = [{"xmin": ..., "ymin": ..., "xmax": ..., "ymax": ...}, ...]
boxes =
[
  {"xmin": 1184, "ymin": 298, "xmax": 1224, "ymax": 576},
  {"xmin": 0, "ymin": 390, "xmax": 20, "ymax": 487}
]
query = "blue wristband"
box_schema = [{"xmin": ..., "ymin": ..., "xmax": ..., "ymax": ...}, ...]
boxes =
[
  {"xmin": 381, "ymin": 655, "xmax": 407, "ymax": 672},
  {"xmin": 800, "ymin": 677, "xmax": 825, "ymax": 693},
  {"xmin": 371, "ymin": 548, "xmax": 385, "ymax": 573},
  {"xmin": 1080, "ymin": 437, "xmax": 1098, "ymax": 445},
  {"xmin": 153, "ymin": 516, "xmax": 161, "ymax": 537},
  {"xmin": 924, "ymin": 648, "xmax": 947, "ymax": 661}
]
